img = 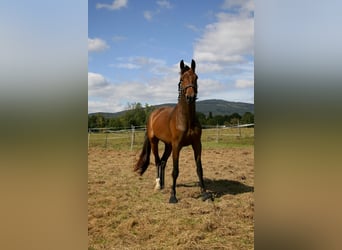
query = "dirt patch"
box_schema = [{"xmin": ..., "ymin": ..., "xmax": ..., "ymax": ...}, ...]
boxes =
[{"xmin": 88, "ymin": 146, "xmax": 254, "ymax": 249}]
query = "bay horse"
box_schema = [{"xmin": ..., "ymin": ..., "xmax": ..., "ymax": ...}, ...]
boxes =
[{"xmin": 134, "ymin": 59, "xmax": 212, "ymax": 203}]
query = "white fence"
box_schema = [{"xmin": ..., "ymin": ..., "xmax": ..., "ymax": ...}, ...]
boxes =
[{"xmin": 88, "ymin": 124, "xmax": 254, "ymax": 150}]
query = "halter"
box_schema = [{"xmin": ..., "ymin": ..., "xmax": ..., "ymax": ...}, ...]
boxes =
[{"xmin": 178, "ymin": 80, "xmax": 197, "ymax": 101}]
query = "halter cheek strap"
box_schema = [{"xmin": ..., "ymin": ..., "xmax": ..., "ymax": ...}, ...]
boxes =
[{"xmin": 178, "ymin": 80, "xmax": 198, "ymax": 100}]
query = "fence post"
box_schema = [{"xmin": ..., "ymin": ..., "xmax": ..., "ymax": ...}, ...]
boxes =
[
  {"xmin": 216, "ymin": 124, "xmax": 219, "ymax": 143},
  {"xmin": 238, "ymin": 120, "xmax": 241, "ymax": 137},
  {"xmin": 105, "ymin": 133, "xmax": 108, "ymax": 148},
  {"xmin": 131, "ymin": 125, "xmax": 135, "ymax": 151},
  {"xmin": 88, "ymin": 130, "xmax": 90, "ymax": 149}
]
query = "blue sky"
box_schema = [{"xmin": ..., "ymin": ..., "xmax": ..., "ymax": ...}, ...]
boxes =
[{"xmin": 88, "ymin": 0, "xmax": 254, "ymax": 113}]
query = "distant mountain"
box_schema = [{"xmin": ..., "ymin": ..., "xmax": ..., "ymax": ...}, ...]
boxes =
[
  {"xmin": 89, "ymin": 99, "xmax": 254, "ymax": 119},
  {"xmin": 196, "ymin": 99, "xmax": 253, "ymax": 116}
]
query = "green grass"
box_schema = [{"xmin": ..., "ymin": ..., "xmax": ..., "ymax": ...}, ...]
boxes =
[{"xmin": 88, "ymin": 128, "xmax": 254, "ymax": 150}]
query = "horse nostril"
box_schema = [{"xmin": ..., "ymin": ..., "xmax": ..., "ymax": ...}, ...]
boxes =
[{"xmin": 186, "ymin": 95, "xmax": 194, "ymax": 103}]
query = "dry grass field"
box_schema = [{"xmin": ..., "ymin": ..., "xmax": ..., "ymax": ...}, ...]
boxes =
[{"xmin": 88, "ymin": 132, "xmax": 254, "ymax": 250}]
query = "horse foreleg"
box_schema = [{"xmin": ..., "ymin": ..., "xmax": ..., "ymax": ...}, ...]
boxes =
[
  {"xmin": 192, "ymin": 142, "xmax": 213, "ymax": 201},
  {"xmin": 196, "ymin": 159, "xmax": 212, "ymax": 201},
  {"xmin": 169, "ymin": 147, "xmax": 180, "ymax": 203}
]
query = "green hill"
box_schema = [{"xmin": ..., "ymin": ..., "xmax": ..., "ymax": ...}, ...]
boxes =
[{"xmin": 89, "ymin": 99, "xmax": 254, "ymax": 118}]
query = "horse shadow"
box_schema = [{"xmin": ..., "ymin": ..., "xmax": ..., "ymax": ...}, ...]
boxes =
[
  {"xmin": 177, "ymin": 178, "xmax": 254, "ymax": 198},
  {"xmin": 204, "ymin": 178, "xmax": 254, "ymax": 198}
]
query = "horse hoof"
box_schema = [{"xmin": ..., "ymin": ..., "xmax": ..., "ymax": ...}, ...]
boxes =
[
  {"xmin": 202, "ymin": 192, "xmax": 213, "ymax": 202},
  {"xmin": 169, "ymin": 196, "xmax": 178, "ymax": 203}
]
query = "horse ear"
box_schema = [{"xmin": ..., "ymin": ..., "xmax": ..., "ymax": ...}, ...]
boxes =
[
  {"xmin": 191, "ymin": 59, "xmax": 196, "ymax": 72},
  {"xmin": 180, "ymin": 60, "xmax": 184, "ymax": 71}
]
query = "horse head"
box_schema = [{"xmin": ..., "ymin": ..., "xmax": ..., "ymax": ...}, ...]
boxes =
[{"xmin": 179, "ymin": 59, "xmax": 198, "ymax": 103}]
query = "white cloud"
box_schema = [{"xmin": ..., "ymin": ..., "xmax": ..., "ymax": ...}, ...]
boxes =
[
  {"xmin": 196, "ymin": 62, "xmax": 224, "ymax": 73},
  {"xmin": 190, "ymin": 2, "xmax": 254, "ymax": 103},
  {"xmin": 192, "ymin": 1, "xmax": 254, "ymax": 104},
  {"xmin": 111, "ymin": 56, "xmax": 170, "ymax": 74},
  {"xmin": 88, "ymin": 72, "xmax": 111, "ymax": 92},
  {"xmin": 88, "ymin": 64, "xmax": 254, "ymax": 113},
  {"xmin": 156, "ymin": 0, "xmax": 172, "ymax": 9},
  {"xmin": 198, "ymin": 77, "xmax": 253, "ymax": 102},
  {"xmin": 96, "ymin": 0, "xmax": 128, "ymax": 10},
  {"xmin": 143, "ymin": 1, "xmax": 171, "ymax": 21},
  {"xmin": 193, "ymin": 0, "xmax": 253, "ymax": 71},
  {"xmin": 127, "ymin": 56, "xmax": 165, "ymax": 66},
  {"xmin": 186, "ymin": 24, "xmax": 201, "ymax": 33},
  {"xmin": 88, "ymin": 72, "xmax": 108, "ymax": 87},
  {"xmin": 115, "ymin": 63, "xmax": 141, "ymax": 69},
  {"xmin": 194, "ymin": 13, "xmax": 253, "ymax": 64},
  {"xmin": 88, "ymin": 100, "xmax": 125, "ymax": 114},
  {"xmin": 235, "ymin": 79, "xmax": 254, "ymax": 88},
  {"xmin": 197, "ymin": 78, "xmax": 225, "ymax": 99},
  {"xmin": 143, "ymin": 11, "xmax": 153, "ymax": 21},
  {"xmin": 88, "ymin": 38, "xmax": 109, "ymax": 52},
  {"xmin": 88, "ymin": 70, "xmax": 180, "ymax": 113}
]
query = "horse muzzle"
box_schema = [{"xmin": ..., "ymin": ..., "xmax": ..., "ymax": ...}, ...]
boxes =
[{"xmin": 186, "ymin": 95, "xmax": 197, "ymax": 103}]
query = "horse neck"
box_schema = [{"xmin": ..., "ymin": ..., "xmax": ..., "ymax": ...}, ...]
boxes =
[{"xmin": 177, "ymin": 97, "xmax": 196, "ymax": 128}]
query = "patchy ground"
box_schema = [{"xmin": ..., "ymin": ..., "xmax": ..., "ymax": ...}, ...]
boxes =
[{"xmin": 88, "ymin": 146, "xmax": 254, "ymax": 249}]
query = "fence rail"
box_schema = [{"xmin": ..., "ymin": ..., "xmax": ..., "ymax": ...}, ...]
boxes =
[{"xmin": 88, "ymin": 125, "xmax": 254, "ymax": 150}]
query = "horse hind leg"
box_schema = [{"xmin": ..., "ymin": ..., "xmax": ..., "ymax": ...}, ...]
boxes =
[{"xmin": 151, "ymin": 138, "xmax": 162, "ymax": 190}]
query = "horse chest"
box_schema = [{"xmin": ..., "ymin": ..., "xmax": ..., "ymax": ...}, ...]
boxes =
[
  {"xmin": 175, "ymin": 113, "xmax": 187, "ymax": 131},
  {"xmin": 176, "ymin": 122, "xmax": 187, "ymax": 132},
  {"xmin": 177, "ymin": 128, "xmax": 196, "ymax": 145}
]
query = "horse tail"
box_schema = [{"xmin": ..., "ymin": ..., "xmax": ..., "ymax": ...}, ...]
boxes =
[{"xmin": 134, "ymin": 133, "xmax": 151, "ymax": 175}]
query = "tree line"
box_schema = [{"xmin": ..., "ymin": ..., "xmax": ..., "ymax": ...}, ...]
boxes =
[{"xmin": 88, "ymin": 102, "xmax": 254, "ymax": 129}]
